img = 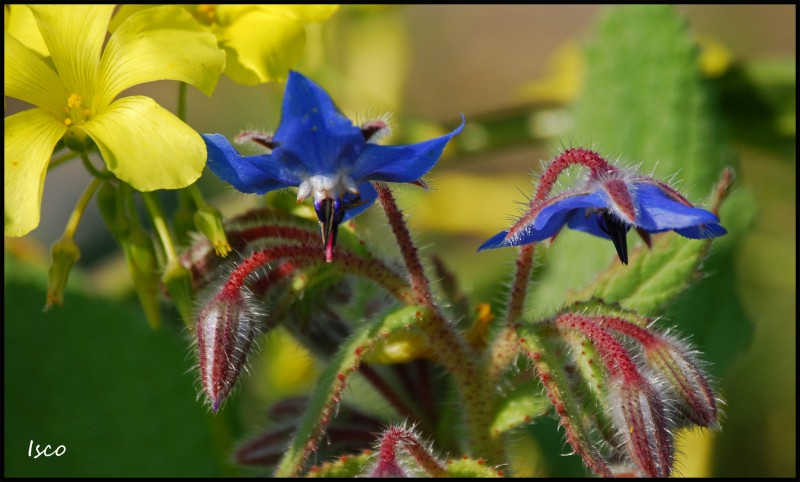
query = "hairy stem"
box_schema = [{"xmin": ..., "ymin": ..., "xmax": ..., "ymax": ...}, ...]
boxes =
[
  {"xmin": 375, "ymin": 183, "xmax": 502, "ymax": 464},
  {"xmin": 223, "ymin": 244, "xmax": 414, "ymax": 305}
]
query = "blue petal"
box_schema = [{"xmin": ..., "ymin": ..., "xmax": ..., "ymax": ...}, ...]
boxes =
[
  {"xmin": 273, "ymin": 71, "xmax": 364, "ymax": 173},
  {"xmin": 341, "ymin": 182, "xmax": 378, "ymax": 222},
  {"xmin": 633, "ymin": 183, "xmax": 721, "ymax": 232},
  {"xmin": 675, "ymin": 223, "xmax": 727, "ymax": 239},
  {"xmin": 350, "ymin": 114, "xmax": 466, "ymax": 183},
  {"xmin": 534, "ymin": 190, "xmax": 608, "ymax": 231},
  {"xmin": 477, "ymin": 230, "xmax": 510, "ymax": 251},
  {"xmin": 506, "ymin": 209, "xmax": 572, "ymax": 245},
  {"xmin": 203, "ymin": 134, "xmax": 301, "ymax": 194},
  {"xmin": 567, "ymin": 210, "xmax": 612, "ymax": 239}
]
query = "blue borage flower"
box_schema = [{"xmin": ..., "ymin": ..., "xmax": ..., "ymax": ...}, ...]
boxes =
[
  {"xmin": 203, "ymin": 71, "xmax": 464, "ymax": 261},
  {"xmin": 479, "ymin": 159, "xmax": 726, "ymax": 264}
]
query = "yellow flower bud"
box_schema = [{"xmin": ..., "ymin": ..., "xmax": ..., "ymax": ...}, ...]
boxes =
[
  {"xmin": 194, "ymin": 205, "xmax": 231, "ymax": 257},
  {"xmin": 45, "ymin": 236, "xmax": 81, "ymax": 311}
]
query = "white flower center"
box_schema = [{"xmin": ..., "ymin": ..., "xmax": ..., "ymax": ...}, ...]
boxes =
[{"xmin": 297, "ymin": 174, "xmax": 359, "ymax": 204}]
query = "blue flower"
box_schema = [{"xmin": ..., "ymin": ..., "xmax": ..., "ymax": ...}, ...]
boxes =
[
  {"xmin": 479, "ymin": 173, "xmax": 726, "ymax": 264},
  {"xmin": 203, "ymin": 71, "xmax": 464, "ymax": 261}
]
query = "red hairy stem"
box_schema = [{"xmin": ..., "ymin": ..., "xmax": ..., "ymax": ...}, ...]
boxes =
[
  {"xmin": 221, "ymin": 245, "xmax": 414, "ymax": 305},
  {"xmin": 486, "ymin": 243, "xmax": 536, "ymax": 383},
  {"xmin": 496, "ymin": 149, "xmax": 616, "ymax": 372},
  {"xmin": 534, "ymin": 147, "xmax": 616, "ymax": 203},
  {"xmin": 375, "ymin": 183, "xmax": 502, "ymax": 464}
]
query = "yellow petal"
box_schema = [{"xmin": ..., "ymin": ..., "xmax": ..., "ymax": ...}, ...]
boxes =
[
  {"xmin": 98, "ymin": 5, "xmax": 225, "ymax": 106},
  {"xmin": 27, "ymin": 5, "xmax": 114, "ymax": 98},
  {"xmin": 257, "ymin": 5, "xmax": 339, "ymax": 23},
  {"xmin": 5, "ymin": 4, "xmax": 49, "ymax": 57},
  {"xmin": 4, "ymin": 109, "xmax": 68, "ymax": 237},
  {"xmin": 217, "ymin": 10, "xmax": 306, "ymax": 84},
  {"xmin": 4, "ymin": 32, "xmax": 67, "ymax": 114},
  {"xmin": 107, "ymin": 5, "xmax": 159, "ymax": 33},
  {"xmin": 214, "ymin": 5, "xmax": 259, "ymax": 25},
  {"xmin": 81, "ymin": 96, "xmax": 205, "ymax": 191}
]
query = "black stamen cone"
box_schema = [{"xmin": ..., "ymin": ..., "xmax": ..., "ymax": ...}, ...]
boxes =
[
  {"xmin": 599, "ymin": 211, "xmax": 630, "ymax": 264},
  {"xmin": 319, "ymin": 198, "xmax": 339, "ymax": 251}
]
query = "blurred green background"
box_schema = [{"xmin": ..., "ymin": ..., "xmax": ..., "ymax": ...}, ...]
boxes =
[{"xmin": 5, "ymin": 5, "xmax": 795, "ymax": 477}]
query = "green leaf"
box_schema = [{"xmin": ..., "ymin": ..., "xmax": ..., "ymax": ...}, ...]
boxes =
[
  {"xmin": 714, "ymin": 58, "xmax": 796, "ymax": 159},
  {"xmin": 573, "ymin": 232, "xmax": 711, "ymax": 314},
  {"xmin": 446, "ymin": 456, "xmax": 503, "ymax": 477},
  {"xmin": 307, "ymin": 452, "xmax": 374, "ymax": 478},
  {"xmin": 491, "ymin": 378, "xmax": 551, "ymax": 435},
  {"xmin": 3, "ymin": 255, "xmax": 226, "ymax": 477},
  {"xmin": 273, "ymin": 305, "xmax": 430, "ymax": 477},
  {"xmin": 572, "ymin": 5, "xmax": 730, "ymax": 198}
]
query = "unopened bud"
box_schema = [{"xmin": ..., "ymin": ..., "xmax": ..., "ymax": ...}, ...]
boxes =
[
  {"xmin": 608, "ymin": 378, "xmax": 673, "ymax": 478},
  {"xmin": 644, "ymin": 335, "xmax": 718, "ymax": 428},
  {"xmin": 62, "ymin": 126, "xmax": 94, "ymax": 152},
  {"xmin": 96, "ymin": 181, "xmax": 129, "ymax": 238},
  {"xmin": 196, "ymin": 287, "xmax": 261, "ymax": 412},
  {"xmin": 45, "ymin": 236, "xmax": 81, "ymax": 311},
  {"xmin": 194, "ymin": 205, "xmax": 231, "ymax": 257},
  {"xmin": 121, "ymin": 228, "xmax": 162, "ymax": 329},
  {"xmin": 364, "ymin": 306, "xmax": 432, "ymax": 364}
]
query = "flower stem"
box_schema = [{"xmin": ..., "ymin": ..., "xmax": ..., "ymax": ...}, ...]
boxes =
[
  {"xmin": 141, "ymin": 191, "xmax": 178, "ymax": 261},
  {"xmin": 187, "ymin": 183, "xmax": 208, "ymax": 208},
  {"xmin": 63, "ymin": 177, "xmax": 103, "ymax": 240},
  {"xmin": 487, "ymin": 149, "xmax": 615, "ymax": 383},
  {"xmin": 79, "ymin": 150, "xmax": 114, "ymax": 180},
  {"xmin": 222, "ymin": 245, "xmax": 414, "ymax": 305},
  {"xmin": 535, "ymin": 148, "xmax": 614, "ymax": 201},
  {"xmin": 375, "ymin": 183, "xmax": 502, "ymax": 464},
  {"xmin": 506, "ymin": 243, "xmax": 536, "ymax": 322},
  {"xmin": 374, "ymin": 183, "xmax": 434, "ymax": 306},
  {"xmin": 486, "ymin": 243, "xmax": 536, "ymax": 382}
]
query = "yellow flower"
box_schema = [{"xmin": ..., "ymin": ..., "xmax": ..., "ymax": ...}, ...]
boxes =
[
  {"xmin": 111, "ymin": 4, "xmax": 339, "ymax": 85},
  {"xmin": 4, "ymin": 5, "xmax": 225, "ymax": 237}
]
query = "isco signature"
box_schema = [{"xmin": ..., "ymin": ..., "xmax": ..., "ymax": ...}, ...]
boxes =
[{"xmin": 28, "ymin": 440, "xmax": 66, "ymax": 459}]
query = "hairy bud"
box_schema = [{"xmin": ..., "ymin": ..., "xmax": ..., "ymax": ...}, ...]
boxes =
[
  {"xmin": 643, "ymin": 333, "xmax": 719, "ymax": 428},
  {"xmin": 608, "ymin": 378, "xmax": 673, "ymax": 478},
  {"xmin": 196, "ymin": 287, "xmax": 262, "ymax": 412}
]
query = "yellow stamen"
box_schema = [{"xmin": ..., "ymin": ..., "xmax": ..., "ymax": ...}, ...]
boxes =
[
  {"xmin": 64, "ymin": 93, "xmax": 91, "ymax": 126},
  {"xmin": 67, "ymin": 93, "xmax": 82, "ymax": 108},
  {"xmin": 196, "ymin": 4, "xmax": 216, "ymax": 22}
]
